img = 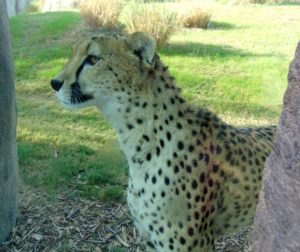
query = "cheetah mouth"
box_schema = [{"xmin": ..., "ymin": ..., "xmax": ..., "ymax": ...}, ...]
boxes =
[
  {"xmin": 56, "ymin": 81, "xmax": 95, "ymax": 109},
  {"xmin": 70, "ymin": 82, "xmax": 94, "ymax": 104}
]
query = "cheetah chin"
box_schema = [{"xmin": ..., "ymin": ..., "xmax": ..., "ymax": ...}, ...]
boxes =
[{"xmin": 51, "ymin": 30, "xmax": 276, "ymax": 252}]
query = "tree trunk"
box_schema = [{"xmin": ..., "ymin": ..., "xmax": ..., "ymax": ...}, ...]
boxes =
[{"xmin": 0, "ymin": 0, "xmax": 19, "ymax": 243}]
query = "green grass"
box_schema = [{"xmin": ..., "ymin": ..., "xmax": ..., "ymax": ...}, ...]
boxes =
[{"xmin": 10, "ymin": 5, "xmax": 300, "ymax": 200}]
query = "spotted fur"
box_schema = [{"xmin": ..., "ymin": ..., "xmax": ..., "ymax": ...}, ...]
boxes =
[{"xmin": 51, "ymin": 31, "xmax": 275, "ymax": 252}]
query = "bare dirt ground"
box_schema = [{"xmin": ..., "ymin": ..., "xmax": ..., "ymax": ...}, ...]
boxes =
[{"xmin": 0, "ymin": 187, "xmax": 139, "ymax": 252}]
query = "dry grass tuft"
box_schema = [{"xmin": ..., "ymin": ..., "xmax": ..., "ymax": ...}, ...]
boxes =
[
  {"xmin": 122, "ymin": 1, "xmax": 179, "ymax": 47},
  {"xmin": 80, "ymin": 0, "xmax": 124, "ymax": 29},
  {"xmin": 176, "ymin": 2, "xmax": 212, "ymax": 29}
]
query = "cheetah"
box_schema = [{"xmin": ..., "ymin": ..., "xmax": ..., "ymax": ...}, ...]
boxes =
[{"xmin": 50, "ymin": 30, "xmax": 275, "ymax": 252}]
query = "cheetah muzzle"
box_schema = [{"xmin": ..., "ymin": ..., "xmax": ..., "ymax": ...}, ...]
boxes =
[{"xmin": 51, "ymin": 30, "xmax": 275, "ymax": 252}]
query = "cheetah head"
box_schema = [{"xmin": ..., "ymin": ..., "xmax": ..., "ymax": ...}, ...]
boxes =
[{"xmin": 50, "ymin": 31, "xmax": 157, "ymax": 114}]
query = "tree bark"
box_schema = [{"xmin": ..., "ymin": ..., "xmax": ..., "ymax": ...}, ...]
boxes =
[{"xmin": 0, "ymin": 0, "xmax": 19, "ymax": 243}]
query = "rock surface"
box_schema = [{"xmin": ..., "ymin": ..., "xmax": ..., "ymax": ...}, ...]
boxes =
[{"xmin": 253, "ymin": 42, "xmax": 300, "ymax": 252}]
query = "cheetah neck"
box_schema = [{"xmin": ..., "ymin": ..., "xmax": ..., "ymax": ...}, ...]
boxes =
[{"xmin": 105, "ymin": 71, "xmax": 191, "ymax": 173}]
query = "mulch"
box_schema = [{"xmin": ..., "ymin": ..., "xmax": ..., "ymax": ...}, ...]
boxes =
[
  {"xmin": 0, "ymin": 187, "xmax": 139, "ymax": 252},
  {"xmin": 0, "ymin": 187, "xmax": 252, "ymax": 252}
]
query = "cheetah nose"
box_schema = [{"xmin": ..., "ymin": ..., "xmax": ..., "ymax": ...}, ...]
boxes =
[{"xmin": 50, "ymin": 79, "xmax": 63, "ymax": 91}]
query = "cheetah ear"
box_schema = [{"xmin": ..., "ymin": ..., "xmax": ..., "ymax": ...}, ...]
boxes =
[{"xmin": 127, "ymin": 32, "xmax": 157, "ymax": 66}]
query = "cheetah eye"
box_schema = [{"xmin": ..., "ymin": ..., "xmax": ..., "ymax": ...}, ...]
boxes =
[{"xmin": 85, "ymin": 55, "xmax": 102, "ymax": 65}]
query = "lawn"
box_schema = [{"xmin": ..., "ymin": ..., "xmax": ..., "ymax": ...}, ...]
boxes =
[{"xmin": 10, "ymin": 5, "xmax": 300, "ymax": 200}]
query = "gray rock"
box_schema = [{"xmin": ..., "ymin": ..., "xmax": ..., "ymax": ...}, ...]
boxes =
[
  {"xmin": 0, "ymin": 0, "xmax": 19, "ymax": 243},
  {"xmin": 253, "ymin": 41, "xmax": 300, "ymax": 252}
]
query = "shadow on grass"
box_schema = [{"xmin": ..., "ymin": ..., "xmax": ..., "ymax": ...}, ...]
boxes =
[
  {"xmin": 277, "ymin": 2, "xmax": 300, "ymax": 6},
  {"xmin": 160, "ymin": 42, "xmax": 280, "ymax": 58},
  {"xmin": 196, "ymin": 99, "xmax": 281, "ymax": 122},
  {"xmin": 18, "ymin": 139, "xmax": 128, "ymax": 201},
  {"xmin": 209, "ymin": 21, "xmax": 237, "ymax": 30}
]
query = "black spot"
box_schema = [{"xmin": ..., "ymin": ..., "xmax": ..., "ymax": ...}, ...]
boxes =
[
  {"xmin": 191, "ymin": 180, "xmax": 198, "ymax": 189},
  {"xmin": 199, "ymin": 173, "xmax": 206, "ymax": 183},
  {"xmin": 192, "ymin": 130, "xmax": 197, "ymax": 136},
  {"xmin": 143, "ymin": 134, "xmax": 150, "ymax": 141},
  {"xmin": 216, "ymin": 145, "xmax": 222, "ymax": 154},
  {"xmin": 178, "ymin": 111, "xmax": 184, "ymax": 117},
  {"xmin": 176, "ymin": 123, "xmax": 183, "ymax": 129},
  {"xmin": 187, "ymin": 119, "xmax": 193, "ymax": 125},
  {"xmin": 174, "ymin": 165, "xmax": 179, "ymax": 174},
  {"xmin": 147, "ymin": 241, "xmax": 155, "ymax": 248},
  {"xmin": 158, "ymin": 169, "xmax": 162, "ymax": 176},
  {"xmin": 152, "ymin": 176, "xmax": 157, "ymax": 184},
  {"xmin": 179, "ymin": 161, "xmax": 184, "ymax": 168},
  {"xmin": 204, "ymin": 154, "xmax": 210, "ymax": 164},
  {"xmin": 165, "ymin": 177, "xmax": 170, "ymax": 185},
  {"xmin": 144, "ymin": 173, "xmax": 149, "ymax": 182},
  {"xmin": 127, "ymin": 124, "xmax": 134, "ymax": 130},
  {"xmin": 180, "ymin": 237, "xmax": 186, "ymax": 245},
  {"xmin": 188, "ymin": 145, "xmax": 195, "ymax": 152},
  {"xmin": 186, "ymin": 165, "xmax": 192, "ymax": 173},
  {"xmin": 146, "ymin": 153, "xmax": 152, "ymax": 161},
  {"xmin": 136, "ymin": 118, "xmax": 143, "ymax": 124},
  {"xmin": 212, "ymin": 165, "xmax": 219, "ymax": 173},
  {"xmin": 156, "ymin": 147, "xmax": 161, "ymax": 156},
  {"xmin": 244, "ymin": 185, "xmax": 251, "ymax": 191},
  {"xmin": 188, "ymin": 227, "xmax": 194, "ymax": 237},
  {"xmin": 192, "ymin": 159, "xmax": 198, "ymax": 167},
  {"xmin": 160, "ymin": 139, "xmax": 165, "ymax": 148},
  {"xmin": 166, "ymin": 131, "xmax": 172, "ymax": 141},
  {"xmin": 232, "ymin": 178, "xmax": 239, "ymax": 184},
  {"xmin": 178, "ymin": 141, "xmax": 184, "ymax": 150}
]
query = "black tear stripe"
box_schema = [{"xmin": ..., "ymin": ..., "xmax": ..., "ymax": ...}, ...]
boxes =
[
  {"xmin": 76, "ymin": 60, "xmax": 86, "ymax": 79},
  {"xmin": 71, "ymin": 57, "xmax": 95, "ymax": 104},
  {"xmin": 72, "ymin": 58, "xmax": 94, "ymax": 104}
]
